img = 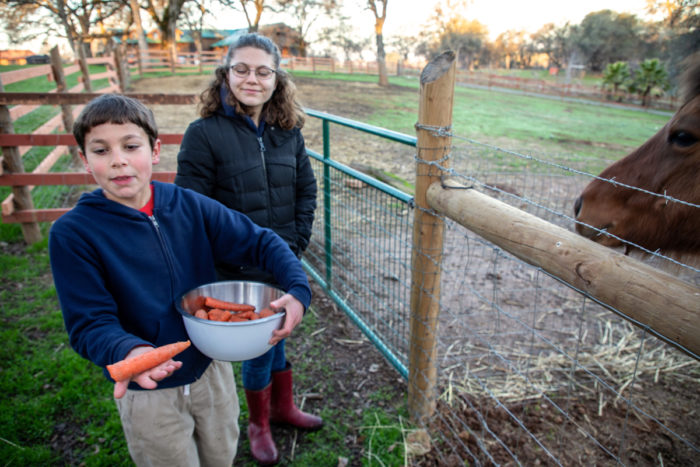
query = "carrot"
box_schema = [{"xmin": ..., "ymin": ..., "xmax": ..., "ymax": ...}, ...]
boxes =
[
  {"xmin": 192, "ymin": 295, "xmax": 207, "ymax": 310},
  {"xmin": 194, "ymin": 308, "xmax": 209, "ymax": 320},
  {"xmin": 203, "ymin": 296, "xmax": 255, "ymax": 312},
  {"xmin": 107, "ymin": 340, "xmax": 191, "ymax": 381},
  {"xmin": 234, "ymin": 310, "xmax": 257, "ymax": 320},
  {"xmin": 207, "ymin": 308, "xmax": 231, "ymax": 322},
  {"xmin": 228, "ymin": 314, "xmax": 249, "ymax": 322},
  {"xmin": 259, "ymin": 307, "xmax": 276, "ymax": 318}
]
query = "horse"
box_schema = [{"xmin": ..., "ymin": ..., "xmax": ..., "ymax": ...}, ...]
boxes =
[{"xmin": 573, "ymin": 54, "xmax": 700, "ymax": 284}]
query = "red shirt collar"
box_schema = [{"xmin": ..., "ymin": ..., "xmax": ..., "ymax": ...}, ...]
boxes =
[{"xmin": 138, "ymin": 184, "xmax": 155, "ymax": 215}]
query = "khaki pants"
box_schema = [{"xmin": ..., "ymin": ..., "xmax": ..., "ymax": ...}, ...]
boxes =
[{"xmin": 115, "ymin": 360, "xmax": 239, "ymax": 467}]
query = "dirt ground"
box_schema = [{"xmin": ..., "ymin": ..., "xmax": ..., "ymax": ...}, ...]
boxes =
[{"xmin": 124, "ymin": 75, "xmax": 700, "ymax": 466}]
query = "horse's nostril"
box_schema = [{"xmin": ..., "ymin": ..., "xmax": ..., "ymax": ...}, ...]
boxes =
[{"xmin": 574, "ymin": 196, "xmax": 582, "ymax": 217}]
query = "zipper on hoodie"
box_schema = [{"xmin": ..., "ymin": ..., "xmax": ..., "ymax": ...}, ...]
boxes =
[
  {"xmin": 258, "ymin": 135, "xmax": 274, "ymax": 225},
  {"xmin": 148, "ymin": 214, "xmax": 176, "ymax": 295}
]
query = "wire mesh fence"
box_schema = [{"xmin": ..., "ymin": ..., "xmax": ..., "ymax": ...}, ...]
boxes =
[
  {"xmin": 304, "ymin": 155, "xmax": 414, "ymax": 375},
  {"xmin": 303, "ymin": 120, "xmax": 700, "ymax": 465}
]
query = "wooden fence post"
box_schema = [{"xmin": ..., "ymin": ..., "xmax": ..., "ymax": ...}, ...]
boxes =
[
  {"xmin": 50, "ymin": 46, "xmax": 80, "ymax": 166},
  {"xmin": 0, "ymin": 76, "xmax": 42, "ymax": 244},
  {"xmin": 113, "ymin": 44, "xmax": 128, "ymax": 92},
  {"xmin": 77, "ymin": 42, "xmax": 93, "ymax": 92},
  {"xmin": 408, "ymin": 50, "xmax": 456, "ymax": 422}
]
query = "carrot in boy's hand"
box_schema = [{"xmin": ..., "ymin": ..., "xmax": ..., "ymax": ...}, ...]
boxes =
[
  {"xmin": 107, "ymin": 340, "xmax": 191, "ymax": 382},
  {"xmin": 203, "ymin": 296, "xmax": 255, "ymax": 312}
]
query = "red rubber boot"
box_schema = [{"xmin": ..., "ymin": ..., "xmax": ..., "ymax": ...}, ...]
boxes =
[
  {"xmin": 269, "ymin": 363, "xmax": 324, "ymax": 430},
  {"xmin": 245, "ymin": 384, "xmax": 279, "ymax": 465}
]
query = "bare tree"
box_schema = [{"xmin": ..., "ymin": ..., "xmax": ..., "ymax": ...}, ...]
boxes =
[
  {"xmin": 179, "ymin": 0, "xmax": 214, "ymax": 70},
  {"xmin": 0, "ymin": 0, "xmax": 123, "ymax": 58},
  {"xmin": 276, "ymin": 0, "xmax": 338, "ymax": 57},
  {"xmin": 128, "ymin": 1, "xmax": 149, "ymax": 50},
  {"xmin": 367, "ymin": 0, "xmax": 388, "ymax": 86},
  {"xmin": 389, "ymin": 35, "xmax": 413, "ymax": 76},
  {"xmin": 215, "ymin": 0, "xmax": 262, "ymax": 31},
  {"xmin": 317, "ymin": 14, "xmax": 369, "ymax": 61},
  {"xmin": 530, "ymin": 22, "xmax": 574, "ymax": 69},
  {"xmin": 141, "ymin": 0, "xmax": 189, "ymax": 71},
  {"xmin": 127, "ymin": 0, "xmax": 149, "ymax": 71}
]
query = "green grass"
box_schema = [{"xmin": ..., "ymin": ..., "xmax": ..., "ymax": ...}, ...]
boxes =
[
  {"xmin": 0, "ymin": 238, "xmax": 127, "ymax": 465},
  {"xmin": 316, "ymin": 72, "xmax": 669, "ymax": 174},
  {"xmin": 290, "ymin": 69, "xmax": 668, "ymax": 175},
  {"xmin": 1, "ymin": 64, "xmax": 110, "ymax": 93}
]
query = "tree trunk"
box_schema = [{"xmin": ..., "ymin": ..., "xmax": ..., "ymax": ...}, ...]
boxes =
[
  {"xmin": 55, "ymin": 0, "xmax": 77, "ymax": 55},
  {"xmin": 376, "ymin": 33, "xmax": 388, "ymax": 86},
  {"xmin": 49, "ymin": 46, "xmax": 80, "ymax": 165},
  {"xmin": 129, "ymin": 0, "xmax": 148, "ymax": 75},
  {"xmin": 77, "ymin": 41, "xmax": 93, "ymax": 92},
  {"xmin": 196, "ymin": 33, "xmax": 203, "ymax": 74}
]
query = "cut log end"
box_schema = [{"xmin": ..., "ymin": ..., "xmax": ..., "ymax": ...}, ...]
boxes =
[{"xmin": 420, "ymin": 51, "xmax": 456, "ymax": 84}]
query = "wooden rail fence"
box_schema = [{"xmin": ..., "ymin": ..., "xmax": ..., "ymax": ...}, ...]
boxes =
[{"xmin": 0, "ymin": 46, "xmax": 189, "ymax": 243}]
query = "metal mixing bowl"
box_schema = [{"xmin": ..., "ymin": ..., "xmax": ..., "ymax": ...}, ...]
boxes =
[{"xmin": 176, "ymin": 281, "xmax": 286, "ymax": 361}]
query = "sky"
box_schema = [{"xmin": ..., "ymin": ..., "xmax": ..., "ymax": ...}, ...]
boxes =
[
  {"xmin": 387, "ymin": 0, "xmax": 650, "ymax": 38},
  {"xmin": 2, "ymin": 0, "xmax": 653, "ymax": 53},
  {"xmin": 211, "ymin": 0, "xmax": 652, "ymax": 38},
  {"xmin": 336, "ymin": 0, "xmax": 652, "ymax": 39}
]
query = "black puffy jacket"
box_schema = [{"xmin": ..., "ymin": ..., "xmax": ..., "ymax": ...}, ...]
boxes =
[{"xmin": 175, "ymin": 110, "xmax": 317, "ymax": 283}]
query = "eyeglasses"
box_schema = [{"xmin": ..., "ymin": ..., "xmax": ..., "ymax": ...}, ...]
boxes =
[{"xmin": 229, "ymin": 63, "xmax": 276, "ymax": 80}]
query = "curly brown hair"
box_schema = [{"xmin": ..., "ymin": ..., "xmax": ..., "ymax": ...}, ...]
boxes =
[{"xmin": 198, "ymin": 33, "xmax": 305, "ymax": 130}]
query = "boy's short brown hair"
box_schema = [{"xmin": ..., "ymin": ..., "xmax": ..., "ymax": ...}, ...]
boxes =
[{"xmin": 73, "ymin": 94, "xmax": 159, "ymax": 153}]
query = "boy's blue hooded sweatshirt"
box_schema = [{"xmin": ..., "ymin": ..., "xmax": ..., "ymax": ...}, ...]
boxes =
[{"xmin": 49, "ymin": 181, "xmax": 311, "ymax": 390}]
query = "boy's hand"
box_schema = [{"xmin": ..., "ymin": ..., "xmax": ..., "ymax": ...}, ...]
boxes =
[
  {"xmin": 112, "ymin": 346, "xmax": 184, "ymax": 399},
  {"xmin": 268, "ymin": 294, "xmax": 304, "ymax": 345}
]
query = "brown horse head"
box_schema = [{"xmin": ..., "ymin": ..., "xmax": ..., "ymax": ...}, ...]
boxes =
[{"xmin": 574, "ymin": 55, "xmax": 700, "ymax": 257}]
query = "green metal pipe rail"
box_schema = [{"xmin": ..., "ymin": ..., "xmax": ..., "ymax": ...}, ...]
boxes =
[{"xmin": 302, "ymin": 109, "xmax": 416, "ymax": 379}]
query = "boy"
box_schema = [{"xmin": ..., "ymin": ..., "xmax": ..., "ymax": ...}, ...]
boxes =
[{"xmin": 49, "ymin": 93, "xmax": 311, "ymax": 466}]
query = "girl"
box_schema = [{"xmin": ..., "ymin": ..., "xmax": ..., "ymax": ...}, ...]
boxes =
[{"xmin": 175, "ymin": 33, "xmax": 321, "ymax": 465}]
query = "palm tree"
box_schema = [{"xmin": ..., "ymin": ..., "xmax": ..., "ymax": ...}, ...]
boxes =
[
  {"xmin": 602, "ymin": 61, "xmax": 631, "ymax": 102},
  {"xmin": 630, "ymin": 58, "xmax": 670, "ymax": 107}
]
